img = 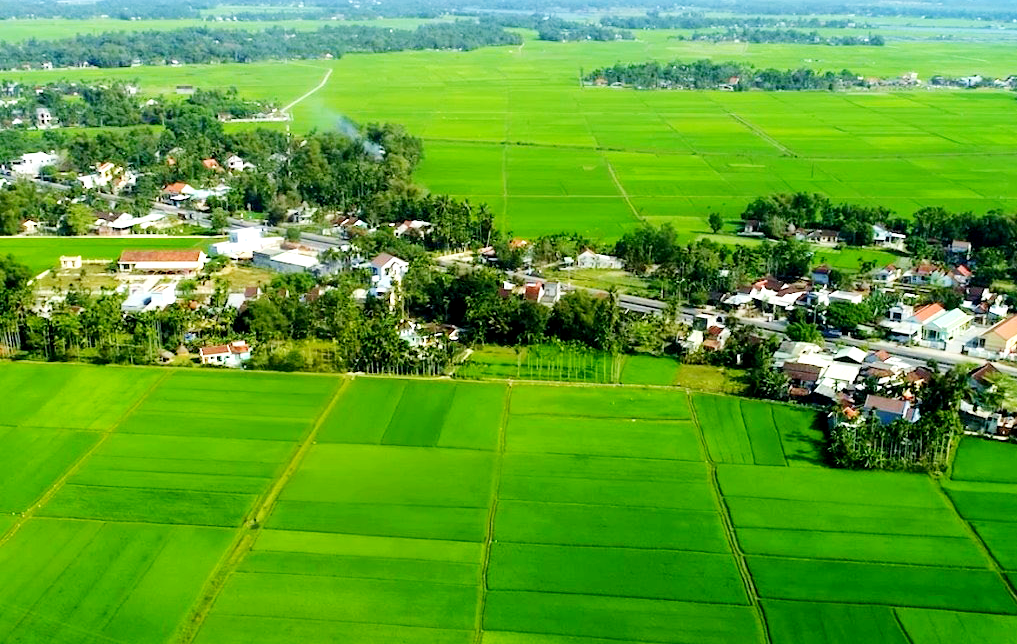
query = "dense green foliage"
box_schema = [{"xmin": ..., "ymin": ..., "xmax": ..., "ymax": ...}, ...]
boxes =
[
  {"xmin": 0, "ymin": 22, "xmax": 522, "ymax": 68},
  {"xmin": 585, "ymin": 60, "xmax": 867, "ymax": 90},
  {"xmin": 688, "ymin": 28, "xmax": 884, "ymax": 46}
]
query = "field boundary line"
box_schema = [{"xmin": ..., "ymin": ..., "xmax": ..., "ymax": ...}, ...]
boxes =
[
  {"xmin": 282, "ymin": 67, "xmax": 333, "ymax": 114},
  {"xmin": 687, "ymin": 391, "xmax": 773, "ymax": 644},
  {"xmin": 474, "ymin": 383, "xmax": 511, "ymax": 644},
  {"xmin": 0, "ymin": 371, "xmax": 171, "ymax": 549},
  {"xmin": 891, "ymin": 608, "xmax": 917, "ymax": 644},
  {"xmin": 603, "ymin": 157, "xmax": 643, "ymax": 223},
  {"xmin": 727, "ymin": 113, "xmax": 797, "ymax": 157},
  {"xmin": 932, "ymin": 478, "xmax": 1017, "ymax": 606},
  {"xmin": 175, "ymin": 376, "xmax": 350, "ymax": 644}
]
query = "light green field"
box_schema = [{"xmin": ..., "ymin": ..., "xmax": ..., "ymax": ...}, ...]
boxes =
[
  {"xmin": 1, "ymin": 363, "xmax": 1016, "ymax": 643},
  {"xmin": 0, "ymin": 236, "xmax": 213, "ymax": 274},
  {"xmin": 6, "ymin": 30, "xmax": 1017, "ymax": 240}
]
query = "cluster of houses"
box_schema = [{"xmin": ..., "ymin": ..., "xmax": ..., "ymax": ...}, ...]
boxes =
[{"xmin": 777, "ymin": 339, "xmax": 1015, "ymax": 438}]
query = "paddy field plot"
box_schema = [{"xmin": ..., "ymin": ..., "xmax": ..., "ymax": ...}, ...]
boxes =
[{"xmin": 2, "ymin": 362, "xmax": 1017, "ymax": 643}]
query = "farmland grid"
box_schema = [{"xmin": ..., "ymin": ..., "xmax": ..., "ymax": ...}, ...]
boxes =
[{"xmin": 0, "ymin": 363, "xmax": 1016, "ymax": 642}]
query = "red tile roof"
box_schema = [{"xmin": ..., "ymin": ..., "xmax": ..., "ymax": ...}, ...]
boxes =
[
  {"xmin": 524, "ymin": 284, "xmax": 542, "ymax": 301},
  {"xmin": 912, "ymin": 303, "xmax": 945, "ymax": 322},
  {"xmin": 985, "ymin": 315, "xmax": 1017, "ymax": 342},
  {"xmin": 119, "ymin": 250, "xmax": 203, "ymax": 263}
]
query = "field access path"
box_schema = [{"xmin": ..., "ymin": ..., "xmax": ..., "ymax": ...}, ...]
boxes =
[
  {"xmin": 687, "ymin": 390, "xmax": 773, "ymax": 644},
  {"xmin": 176, "ymin": 377, "xmax": 350, "ymax": 644}
]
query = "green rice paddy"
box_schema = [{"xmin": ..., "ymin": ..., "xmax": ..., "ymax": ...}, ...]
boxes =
[
  {"xmin": 5, "ymin": 29, "xmax": 1017, "ymax": 241},
  {"xmin": 1, "ymin": 361, "xmax": 1015, "ymax": 643}
]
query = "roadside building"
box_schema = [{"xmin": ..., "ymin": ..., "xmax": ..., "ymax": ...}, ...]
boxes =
[
  {"xmin": 975, "ymin": 315, "xmax": 1017, "ymax": 358},
  {"xmin": 117, "ymin": 250, "xmax": 207, "ymax": 275}
]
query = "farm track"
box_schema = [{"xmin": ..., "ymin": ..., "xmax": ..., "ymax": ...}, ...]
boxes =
[
  {"xmin": 687, "ymin": 391, "xmax": 773, "ymax": 644},
  {"xmin": 281, "ymin": 67, "xmax": 334, "ymax": 114},
  {"xmin": 933, "ymin": 478, "xmax": 1017, "ymax": 606},
  {"xmin": 174, "ymin": 377, "xmax": 350, "ymax": 644},
  {"xmin": 0, "ymin": 371, "xmax": 171, "ymax": 550},
  {"xmin": 473, "ymin": 384, "xmax": 511, "ymax": 644}
]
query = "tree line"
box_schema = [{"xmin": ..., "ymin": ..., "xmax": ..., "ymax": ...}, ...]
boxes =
[
  {"xmin": 600, "ymin": 13, "xmax": 868, "ymax": 30},
  {"xmin": 585, "ymin": 60, "xmax": 867, "ymax": 91},
  {"xmin": 0, "ymin": 22, "xmax": 522, "ymax": 69},
  {"xmin": 685, "ymin": 28, "xmax": 884, "ymax": 46},
  {"xmin": 478, "ymin": 14, "xmax": 633, "ymax": 41}
]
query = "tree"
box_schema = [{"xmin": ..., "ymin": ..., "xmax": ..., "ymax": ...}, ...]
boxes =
[
  {"xmin": 0, "ymin": 254, "xmax": 32, "ymax": 325},
  {"xmin": 708, "ymin": 211, "xmax": 724, "ymax": 234},
  {"xmin": 746, "ymin": 366, "xmax": 789, "ymax": 400},
  {"xmin": 209, "ymin": 208, "xmax": 229, "ymax": 234},
  {"xmin": 786, "ymin": 321, "xmax": 822, "ymax": 343},
  {"xmin": 826, "ymin": 301, "xmax": 869, "ymax": 332},
  {"xmin": 61, "ymin": 204, "xmax": 94, "ymax": 236}
]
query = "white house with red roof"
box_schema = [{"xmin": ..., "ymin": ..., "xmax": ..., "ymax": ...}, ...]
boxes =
[
  {"xmin": 199, "ymin": 341, "xmax": 251, "ymax": 368},
  {"xmin": 118, "ymin": 249, "xmax": 207, "ymax": 275}
]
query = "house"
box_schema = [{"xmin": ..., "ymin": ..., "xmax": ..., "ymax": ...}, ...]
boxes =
[
  {"xmin": 368, "ymin": 253, "xmax": 409, "ymax": 297},
  {"xmin": 975, "ymin": 316, "xmax": 1017, "ymax": 358},
  {"xmin": 863, "ymin": 395, "xmax": 920, "ymax": 425},
  {"xmin": 871, "ymin": 224, "xmax": 906, "ymax": 250},
  {"xmin": 34, "ymin": 107, "xmax": 53, "ymax": 128},
  {"xmin": 811, "ymin": 265, "xmax": 832, "ymax": 286},
  {"xmin": 211, "ymin": 227, "xmax": 283, "ymax": 260},
  {"xmin": 393, "ymin": 220, "xmax": 431, "ymax": 238},
  {"xmin": 703, "ymin": 325, "xmax": 731, "ymax": 351},
  {"xmin": 772, "ymin": 341, "xmax": 823, "ymax": 368},
  {"xmin": 969, "ymin": 362, "xmax": 1001, "ymax": 390},
  {"xmin": 161, "ymin": 182, "xmax": 195, "ymax": 204},
  {"xmin": 882, "ymin": 302, "xmax": 940, "ymax": 343},
  {"xmin": 873, "ymin": 264, "xmax": 901, "ymax": 286},
  {"xmin": 225, "ymin": 155, "xmax": 254, "ymax": 172},
  {"xmin": 77, "ymin": 162, "xmax": 121, "ymax": 191},
  {"xmin": 921, "ymin": 308, "xmax": 973, "ymax": 348},
  {"xmin": 10, "ymin": 151, "xmax": 59, "ymax": 177},
  {"xmin": 905, "ymin": 367, "xmax": 935, "ymax": 388},
  {"xmin": 117, "ymin": 250, "xmax": 207, "ymax": 275},
  {"xmin": 949, "ymin": 265, "xmax": 972, "ymax": 286},
  {"xmin": 286, "ymin": 203, "xmax": 317, "ymax": 224},
  {"xmin": 542, "ymin": 281, "xmax": 563, "ymax": 306},
  {"xmin": 94, "ymin": 212, "xmax": 166, "ymax": 235},
  {"xmin": 887, "ymin": 303, "xmax": 914, "ymax": 323},
  {"xmin": 21, "ymin": 219, "xmax": 39, "ymax": 235},
  {"xmin": 202, "ymin": 158, "xmax": 223, "ymax": 172},
  {"xmin": 524, "ymin": 283, "xmax": 544, "ymax": 303},
  {"xmin": 252, "ymin": 248, "xmax": 321, "ymax": 274},
  {"xmin": 199, "ymin": 341, "xmax": 252, "ymax": 368},
  {"xmin": 576, "ymin": 249, "xmax": 624, "ymax": 270},
  {"xmin": 59, "ymin": 255, "xmax": 82, "ymax": 270},
  {"xmin": 804, "ymin": 229, "xmax": 841, "ymax": 245},
  {"xmin": 947, "ymin": 240, "xmax": 972, "ymax": 262},
  {"xmin": 175, "ymin": 85, "xmax": 195, "ymax": 95},
  {"xmin": 783, "ymin": 362, "xmax": 823, "ymax": 389},
  {"xmin": 828, "ymin": 290, "xmax": 865, "ymax": 306},
  {"xmin": 834, "ymin": 346, "xmax": 867, "ymax": 364},
  {"xmin": 741, "ymin": 219, "xmax": 762, "ymax": 236},
  {"xmin": 121, "ymin": 279, "xmax": 177, "ymax": 313}
]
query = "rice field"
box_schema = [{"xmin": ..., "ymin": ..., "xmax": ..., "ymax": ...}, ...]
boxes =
[
  {"xmin": 0, "ymin": 362, "xmax": 1015, "ymax": 643},
  {"xmin": 5, "ymin": 30, "xmax": 1017, "ymax": 241}
]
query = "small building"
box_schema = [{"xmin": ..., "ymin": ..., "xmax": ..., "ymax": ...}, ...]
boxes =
[
  {"xmin": 34, "ymin": 107, "xmax": 53, "ymax": 128},
  {"xmin": 121, "ymin": 280, "xmax": 177, "ymax": 313},
  {"xmin": 948, "ymin": 240, "xmax": 972, "ymax": 262},
  {"xmin": 576, "ymin": 249, "xmax": 624, "ymax": 270},
  {"xmin": 59, "ymin": 255, "xmax": 82, "ymax": 270},
  {"xmin": 161, "ymin": 182, "xmax": 196, "ymax": 204},
  {"xmin": 828, "ymin": 290, "xmax": 865, "ymax": 306},
  {"xmin": 175, "ymin": 85, "xmax": 195, "ymax": 95},
  {"xmin": 117, "ymin": 249, "xmax": 207, "ymax": 275},
  {"xmin": 368, "ymin": 253, "xmax": 409, "ymax": 296},
  {"xmin": 211, "ymin": 227, "xmax": 282, "ymax": 261},
  {"xmin": 21, "ymin": 219, "xmax": 39, "ymax": 235},
  {"xmin": 524, "ymin": 283, "xmax": 544, "ymax": 303},
  {"xmin": 393, "ymin": 220, "xmax": 432, "ymax": 238},
  {"xmin": 252, "ymin": 248, "xmax": 321, "ymax": 274},
  {"xmin": 977, "ymin": 315, "xmax": 1017, "ymax": 358},
  {"xmin": 811, "ymin": 265, "xmax": 832, "ymax": 286},
  {"xmin": 863, "ymin": 395, "xmax": 920, "ymax": 425},
  {"xmin": 783, "ymin": 362, "xmax": 823, "ymax": 389},
  {"xmin": 871, "ymin": 224, "xmax": 906, "ymax": 249},
  {"xmin": 199, "ymin": 341, "xmax": 252, "ymax": 368},
  {"xmin": 10, "ymin": 150, "xmax": 59, "ymax": 177},
  {"xmin": 921, "ymin": 308, "xmax": 973, "ymax": 347},
  {"xmin": 202, "ymin": 158, "xmax": 223, "ymax": 172},
  {"xmin": 873, "ymin": 264, "xmax": 901, "ymax": 286},
  {"xmin": 833, "ymin": 346, "xmax": 867, "ymax": 364},
  {"xmin": 225, "ymin": 155, "xmax": 254, "ymax": 172}
]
